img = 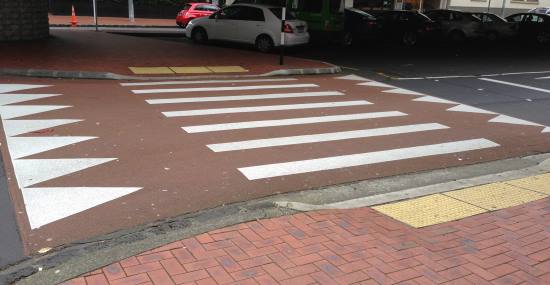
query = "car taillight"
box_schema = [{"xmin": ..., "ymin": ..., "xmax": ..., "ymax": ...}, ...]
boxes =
[{"xmin": 283, "ymin": 23, "xmax": 293, "ymax": 33}]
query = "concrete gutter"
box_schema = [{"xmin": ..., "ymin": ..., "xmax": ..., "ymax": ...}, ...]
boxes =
[
  {"xmin": 1, "ymin": 153, "xmax": 549, "ymax": 285},
  {"xmin": 0, "ymin": 65, "xmax": 342, "ymax": 81}
]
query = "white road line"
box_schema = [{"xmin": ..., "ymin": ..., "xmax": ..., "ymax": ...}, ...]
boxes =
[
  {"xmin": 479, "ymin": 78, "xmax": 550, "ymax": 94},
  {"xmin": 0, "ymin": 84, "xmax": 50, "ymax": 94},
  {"xmin": 132, "ymin": 84, "xmax": 318, "ymax": 94},
  {"xmin": 207, "ymin": 123, "xmax": 449, "ymax": 152},
  {"xmin": 182, "ymin": 111, "xmax": 407, "ymax": 133},
  {"xmin": 395, "ymin": 70, "xmax": 550, "ymax": 80},
  {"xmin": 163, "ymin": 101, "xmax": 371, "ymax": 117},
  {"xmin": 238, "ymin": 138, "xmax": 499, "ymax": 180},
  {"xmin": 146, "ymin": 91, "xmax": 344, "ymax": 104},
  {"xmin": 121, "ymin": 78, "xmax": 297, "ymax": 87}
]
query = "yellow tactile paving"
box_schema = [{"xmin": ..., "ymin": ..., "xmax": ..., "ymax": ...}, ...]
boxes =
[
  {"xmin": 170, "ymin": 66, "xmax": 212, "ymax": 74},
  {"xmin": 504, "ymin": 173, "xmax": 550, "ymax": 195},
  {"xmin": 129, "ymin": 67, "xmax": 174, "ymax": 74},
  {"xmin": 372, "ymin": 194, "xmax": 487, "ymax": 228},
  {"xmin": 207, "ymin": 66, "xmax": 249, "ymax": 73},
  {"xmin": 444, "ymin": 183, "xmax": 547, "ymax": 211}
]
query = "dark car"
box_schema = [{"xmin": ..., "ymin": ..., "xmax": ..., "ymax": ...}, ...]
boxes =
[
  {"xmin": 369, "ymin": 10, "xmax": 438, "ymax": 46},
  {"xmin": 506, "ymin": 13, "xmax": 550, "ymax": 44},
  {"xmin": 468, "ymin": 12, "xmax": 517, "ymax": 41},
  {"xmin": 342, "ymin": 8, "xmax": 380, "ymax": 46},
  {"xmin": 424, "ymin": 9, "xmax": 483, "ymax": 42}
]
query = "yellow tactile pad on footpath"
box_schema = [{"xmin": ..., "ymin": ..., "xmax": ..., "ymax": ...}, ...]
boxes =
[
  {"xmin": 170, "ymin": 66, "xmax": 212, "ymax": 74},
  {"xmin": 372, "ymin": 194, "xmax": 487, "ymax": 228},
  {"xmin": 445, "ymin": 182, "xmax": 547, "ymax": 210},
  {"xmin": 128, "ymin": 67, "xmax": 174, "ymax": 74},
  {"xmin": 207, "ymin": 66, "xmax": 249, "ymax": 73},
  {"xmin": 504, "ymin": 173, "xmax": 550, "ymax": 195}
]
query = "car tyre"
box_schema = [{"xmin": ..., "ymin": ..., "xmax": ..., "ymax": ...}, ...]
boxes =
[
  {"xmin": 191, "ymin": 28, "xmax": 208, "ymax": 44},
  {"xmin": 537, "ymin": 31, "xmax": 550, "ymax": 44},
  {"xmin": 255, "ymin": 35, "xmax": 274, "ymax": 53},
  {"xmin": 402, "ymin": 31, "xmax": 418, "ymax": 46}
]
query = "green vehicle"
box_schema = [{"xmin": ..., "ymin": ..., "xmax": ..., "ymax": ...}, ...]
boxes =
[{"xmin": 233, "ymin": 0, "xmax": 346, "ymax": 41}]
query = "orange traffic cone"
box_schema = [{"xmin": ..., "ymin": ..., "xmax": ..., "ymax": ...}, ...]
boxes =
[{"xmin": 70, "ymin": 5, "xmax": 78, "ymax": 27}]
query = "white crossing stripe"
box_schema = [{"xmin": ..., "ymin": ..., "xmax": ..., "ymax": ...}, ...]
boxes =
[
  {"xmin": 336, "ymin": 74, "xmax": 370, "ymax": 81},
  {"xmin": 121, "ymin": 78, "xmax": 297, "ymax": 86},
  {"xmin": 357, "ymin": 81, "xmax": 395, "ymax": 88},
  {"xmin": 7, "ymin": 136, "xmax": 96, "ymax": 159},
  {"xmin": 146, "ymin": 91, "xmax": 344, "ymax": 104},
  {"xmin": 207, "ymin": 123, "xmax": 449, "ymax": 152},
  {"xmin": 383, "ymin": 88, "xmax": 425, "ymax": 96},
  {"xmin": 163, "ymin": 101, "xmax": 371, "ymax": 117},
  {"xmin": 447, "ymin": 104, "xmax": 495, "ymax": 115},
  {"xmin": 238, "ymin": 138, "xmax": 500, "ymax": 180},
  {"xmin": 132, "ymin": 84, "xmax": 318, "ymax": 94},
  {"xmin": 480, "ymin": 78, "xmax": 550, "ymax": 94},
  {"xmin": 183, "ymin": 111, "xmax": 407, "ymax": 133}
]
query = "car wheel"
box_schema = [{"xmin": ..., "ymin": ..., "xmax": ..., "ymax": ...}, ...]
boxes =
[
  {"xmin": 342, "ymin": 32, "xmax": 353, "ymax": 46},
  {"xmin": 487, "ymin": 31, "xmax": 499, "ymax": 41},
  {"xmin": 537, "ymin": 31, "xmax": 550, "ymax": 44},
  {"xmin": 191, "ymin": 28, "xmax": 208, "ymax": 44},
  {"xmin": 449, "ymin": 30, "xmax": 465, "ymax": 43},
  {"xmin": 255, "ymin": 35, "xmax": 274, "ymax": 53},
  {"xmin": 402, "ymin": 32, "xmax": 418, "ymax": 46}
]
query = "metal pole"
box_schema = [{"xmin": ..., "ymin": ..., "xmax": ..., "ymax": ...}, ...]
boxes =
[
  {"xmin": 501, "ymin": 0, "xmax": 506, "ymax": 17},
  {"xmin": 279, "ymin": 5, "xmax": 286, "ymax": 65},
  {"xmin": 128, "ymin": 0, "xmax": 135, "ymax": 22},
  {"xmin": 487, "ymin": 0, "xmax": 491, "ymax": 12},
  {"xmin": 93, "ymin": 0, "xmax": 98, "ymax": 31}
]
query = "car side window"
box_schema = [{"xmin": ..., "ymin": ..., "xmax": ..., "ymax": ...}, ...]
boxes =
[
  {"xmin": 218, "ymin": 6, "xmax": 245, "ymax": 20},
  {"xmin": 508, "ymin": 14, "xmax": 524, "ymax": 23},
  {"xmin": 242, "ymin": 7, "xmax": 265, "ymax": 21}
]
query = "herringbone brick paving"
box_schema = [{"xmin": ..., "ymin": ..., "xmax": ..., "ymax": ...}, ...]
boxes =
[{"xmin": 62, "ymin": 198, "xmax": 550, "ymax": 285}]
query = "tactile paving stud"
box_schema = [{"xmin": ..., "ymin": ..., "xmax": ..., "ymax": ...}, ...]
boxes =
[
  {"xmin": 372, "ymin": 194, "xmax": 487, "ymax": 228},
  {"xmin": 504, "ymin": 173, "xmax": 550, "ymax": 195},
  {"xmin": 129, "ymin": 67, "xmax": 174, "ymax": 74},
  {"xmin": 444, "ymin": 182, "xmax": 546, "ymax": 211},
  {"xmin": 170, "ymin": 66, "xmax": 212, "ymax": 74},
  {"xmin": 207, "ymin": 66, "xmax": 248, "ymax": 73}
]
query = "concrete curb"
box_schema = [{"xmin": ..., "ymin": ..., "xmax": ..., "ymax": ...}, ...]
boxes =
[
  {"xmin": 2, "ymin": 153, "xmax": 549, "ymax": 285},
  {"xmin": 0, "ymin": 65, "xmax": 342, "ymax": 81}
]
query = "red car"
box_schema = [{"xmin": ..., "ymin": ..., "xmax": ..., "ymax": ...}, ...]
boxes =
[{"xmin": 176, "ymin": 3, "xmax": 219, "ymax": 28}]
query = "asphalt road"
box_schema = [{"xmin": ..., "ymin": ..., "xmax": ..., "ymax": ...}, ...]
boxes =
[{"xmin": 290, "ymin": 42, "xmax": 550, "ymax": 126}]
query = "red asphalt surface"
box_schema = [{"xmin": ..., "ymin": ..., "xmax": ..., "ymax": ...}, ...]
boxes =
[
  {"xmin": 63, "ymin": 197, "xmax": 550, "ymax": 285},
  {"xmin": 1, "ymin": 74, "xmax": 549, "ymax": 255},
  {"xmin": 0, "ymin": 30, "xmax": 328, "ymax": 76}
]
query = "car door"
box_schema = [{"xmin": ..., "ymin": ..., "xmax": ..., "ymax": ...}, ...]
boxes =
[
  {"xmin": 235, "ymin": 6, "xmax": 266, "ymax": 43},
  {"xmin": 210, "ymin": 6, "xmax": 243, "ymax": 41}
]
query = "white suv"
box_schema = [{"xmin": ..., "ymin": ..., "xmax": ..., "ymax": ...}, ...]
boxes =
[{"xmin": 185, "ymin": 4, "xmax": 309, "ymax": 52}]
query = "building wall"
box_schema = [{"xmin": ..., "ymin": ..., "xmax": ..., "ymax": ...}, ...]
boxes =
[
  {"xmin": 0, "ymin": 0, "xmax": 49, "ymax": 41},
  {"xmin": 448, "ymin": 0, "xmax": 549, "ymax": 16}
]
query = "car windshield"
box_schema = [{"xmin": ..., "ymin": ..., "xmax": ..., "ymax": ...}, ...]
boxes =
[{"xmin": 269, "ymin": 8, "xmax": 298, "ymax": 20}]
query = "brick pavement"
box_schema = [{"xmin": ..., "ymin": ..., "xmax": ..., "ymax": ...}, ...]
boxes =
[{"xmin": 62, "ymin": 197, "xmax": 550, "ymax": 285}]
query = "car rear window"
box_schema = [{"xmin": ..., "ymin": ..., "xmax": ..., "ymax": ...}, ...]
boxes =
[
  {"xmin": 269, "ymin": 8, "xmax": 298, "ymax": 20},
  {"xmin": 195, "ymin": 5, "xmax": 219, "ymax": 11}
]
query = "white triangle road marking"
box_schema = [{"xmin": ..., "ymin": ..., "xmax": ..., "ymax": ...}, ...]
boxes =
[
  {"xmin": 543, "ymin": 127, "xmax": 550, "ymax": 133},
  {"xmin": 446, "ymin": 104, "xmax": 496, "ymax": 115},
  {"xmin": 382, "ymin": 88, "xmax": 425, "ymax": 96},
  {"xmin": 7, "ymin": 136, "xmax": 97, "ymax": 159},
  {"xmin": 13, "ymin": 158, "xmax": 117, "ymax": 188},
  {"xmin": 2, "ymin": 119, "xmax": 83, "ymax": 137},
  {"xmin": 238, "ymin": 138, "xmax": 500, "ymax": 180},
  {"xmin": 357, "ymin": 81, "xmax": 395, "ymax": 88},
  {"xmin": 0, "ymin": 105, "xmax": 71, "ymax": 120},
  {"xmin": 0, "ymin": 84, "xmax": 51, "ymax": 94},
  {"xmin": 336, "ymin": 74, "xmax": 370, "ymax": 81},
  {"xmin": 21, "ymin": 187, "xmax": 142, "ymax": 229},
  {"xmin": 488, "ymin": 115, "xmax": 543, "ymax": 127},
  {"xmin": 0, "ymin": 94, "xmax": 61, "ymax": 106},
  {"xmin": 414, "ymin": 96, "xmax": 457, "ymax": 105}
]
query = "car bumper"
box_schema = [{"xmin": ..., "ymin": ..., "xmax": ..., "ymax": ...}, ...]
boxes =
[{"xmin": 280, "ymin": 33, "xmax": 310, "ymax": 47}]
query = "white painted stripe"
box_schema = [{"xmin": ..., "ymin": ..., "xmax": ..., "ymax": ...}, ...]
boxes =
[
  {"xmin": 208, "ymin": 123, "xmax": 449, "ymax": 152},
  {"xmin": 163, "ymin": 101, "xmax": 371, "ymax": 117},
  {"xmin": 414, "ymin": 96, "xmax": 457, "ymax": 104},
  {"xmin": 488, "ymin": 115, "xmax": 542, "ymax": 127},
  {"xmin": 336, "ymin": 74, "xmax": 369, "ymax": 81},
  {"xmin": 383, "ymin": 88, "xmax": 425, "ymax": 96},
  {"xmin": 543, "ymin": 127, "xmax": 550, "ymax": 133},
  {"xmin": 357, "ymin": 81, "xmax": 395, "ymax": 88},
  {"xmin": 183, "ymin": 111, "xmax": 407, "ymax": 133},
  {"xmin": 120, "ymin": 78, "xmax": 297, "ymax": 87},
  {"xmin": 447, "ymin": 104, "xmax": 496, "ymax": 115},
  {"xmin": 13, "ymin": 158, "xmax": 117, "ymax": 188},
  {"xmin": 0, "ymin": 84, "xmax": 50, "ymax": 94},
  {"xmin": 238, "ymin": 139, "xmax": 499, "ymax": 180},
  {"xmin": 132, "ymin": 84, "xmax": 318, "ymax": 94},
  {"xmin": 146, "ymin": 91, "xmax": 344, "ymax": 104},
  {"xmin": 0, "ymin": 105, "xmax": 71, "ymax": 120},
  {"xmin": 22, "ymin": 187, "xmax": 142, "ymax": 229},
  {"xmin": 2, "ymin": 119, "xmax": 83, "ymax": 137},
  {"xmin": 7, "ymin": 136, "xmax": 96, "ymax": 159},
  {"xmin": 0, "ymin": 94, "xmax": 61, "ymax": 106},
  {"xmin": 479, "ymin": 78, "xmax": 550, "ymax": 94}
]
